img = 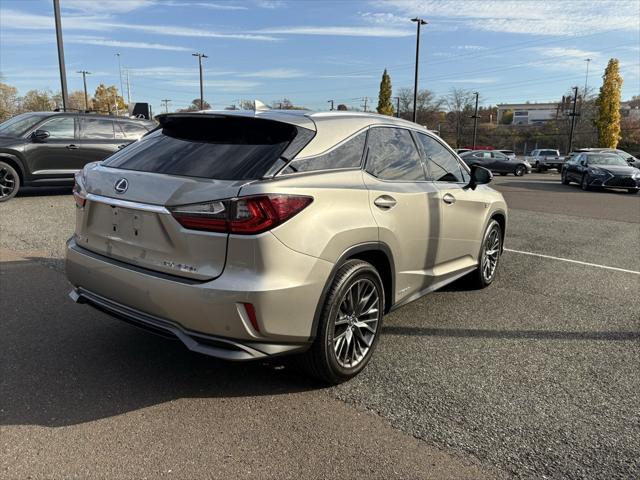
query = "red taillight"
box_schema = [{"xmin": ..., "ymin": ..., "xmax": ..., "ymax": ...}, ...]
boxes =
[{"xmin": 170, "ymin": 194, "xmax": 312, "ymax": 235}]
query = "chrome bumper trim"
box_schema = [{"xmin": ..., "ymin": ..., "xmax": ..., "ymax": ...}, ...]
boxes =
[{"xmin": 86, "ymin": 193, "xmax": 170, "ymax": 214}]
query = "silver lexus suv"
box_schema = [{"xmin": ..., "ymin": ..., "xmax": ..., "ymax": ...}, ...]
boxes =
[{"xmin": 66, "ymin": 110, "xmax": 507, "ymax": 384}]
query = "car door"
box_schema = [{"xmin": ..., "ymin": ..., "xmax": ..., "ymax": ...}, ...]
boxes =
[
  {"xmin": 491, "ymin": 151, "xmax": 509, "ymax": 172},
  {"xmin": 572, "ymin": 154, "xmax": 588, "ymax": 182},
  {"xmin": 77, "ymin": 117, "xmax": 122, "ymax": 166},
  {"xmin": 23, "ymin": 114, "xmax": 81, "ymax": 177},
  {"xmin": 361, "ymin": 126, "xmax": 439, "ymax": 304},
  {"xmin": 416, "ymin": 133, "xmax": 487, "ymax": 276}
]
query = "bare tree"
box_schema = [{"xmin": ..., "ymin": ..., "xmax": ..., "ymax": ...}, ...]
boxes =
[
  {"xmin": 396, "ymin": 87, "xmax": 442, "ymax": 126},
  {"xmin": 445, "ymin": 88, "xmax": 476, "ymax": 148}
]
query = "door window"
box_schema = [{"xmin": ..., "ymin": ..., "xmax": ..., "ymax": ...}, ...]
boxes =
[
  {"xmin": 365, "ymin": 127, "xmax": 425, "ymax": 181},
  {"xmin": 39, "ymin": 116, "xmax": 75, "ymax": 139},
  {"xmin": 81, "ymin": 118, "xmax": 115, "ymax": 140},
  {"xmin": 287, "ymin": 130, "xmax": 366, "ymax": 173},
  {"xmin": 417, "ymin": 133, "xmax": 467, "ymax": 183},
  {"xmin": 119, "ymin": 122, "xmax": 149, "ymax": 140}
]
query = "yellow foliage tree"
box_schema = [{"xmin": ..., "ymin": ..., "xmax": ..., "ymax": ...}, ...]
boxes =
[
  {"xmin": 595, "ymin": 58, "xmax": 623, "ymax": 148},
  {"xmin": 92, "ymin": 84, "xmax": 127, "ymax": 114}
]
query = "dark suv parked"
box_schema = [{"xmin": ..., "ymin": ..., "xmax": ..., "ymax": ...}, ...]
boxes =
[{"xmin": 0, "ymin": 112, "xmax": 154, "ymax": 201}]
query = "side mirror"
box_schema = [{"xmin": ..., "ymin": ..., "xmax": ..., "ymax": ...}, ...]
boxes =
[
  {"xmin": 465, "ymin": 165, "xmax": 492, "ymax": 190},
  {"xmin": 31, "ymin": 129, "xmax": 50, "ymax": 141}
]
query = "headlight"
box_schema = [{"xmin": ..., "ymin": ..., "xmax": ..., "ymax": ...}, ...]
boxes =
[
  {"xmin": 587, "ymin": 167, "xmax": 605, "ymax": 175},
  {"xmin": 632, "ymin": 171, "xmax": 640, "ymax": 179}
]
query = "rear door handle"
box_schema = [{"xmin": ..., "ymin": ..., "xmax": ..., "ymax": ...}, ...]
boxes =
[
  {"xmin": 66, "ymin": 144, "xmax": 79, "ymax": 150},
  {"xmin": 374, "ymin": 195, "xmax": 397, "ymax": 209},
  {"xmin": 442, "ymin": 193, "xmax": 456, "ymax": 205}
]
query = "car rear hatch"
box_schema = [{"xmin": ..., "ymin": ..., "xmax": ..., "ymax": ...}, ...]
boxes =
[{"xmin": 74, "ymin": 113, "xmax": 315, "ymax": 281}]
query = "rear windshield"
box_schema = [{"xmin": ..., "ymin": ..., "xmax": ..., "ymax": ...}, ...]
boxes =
[
  {"xmin": 539, "ymin": 150, "xmax": 559, "ymax": 156},
  {"xmin": 102, "ymin": 116, "xmax": 300, "ymax": 180}
]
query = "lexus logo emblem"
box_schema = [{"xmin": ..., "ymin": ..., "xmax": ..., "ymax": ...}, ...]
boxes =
[{"xmin": 114, "ymin": 178, "xmax": 129, "ymax": 194}]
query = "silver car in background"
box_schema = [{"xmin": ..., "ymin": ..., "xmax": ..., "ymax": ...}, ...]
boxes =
[{"xmin": 66, "ymin": 110, "xmax": 507, "ymax": 383}]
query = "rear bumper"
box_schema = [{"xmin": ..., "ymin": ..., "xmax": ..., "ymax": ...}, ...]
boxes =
[
  {"xmin": 68, "ymin": 287, "xmax": 307, "ymax": 360},
  {"xmin": 66, "ymin": 235, "xmax": 334, "ymax": 357}
]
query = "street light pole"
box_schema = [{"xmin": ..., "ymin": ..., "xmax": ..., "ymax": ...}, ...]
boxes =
[
  {"xmin": 192, "ymin": 52, "xmax": 208, "ymax": 109},
  {"xmin": 410, "ymin": 17, "xmax": 427, "ymax": 123},
  {"xmin": 394, "ymin": 96, "xmax": 400, "ymax": 118},
  {"xmin": 471, "ymin": 91, "xmax": 479, "ymax": 149},
  {"xmin": 115, "ymin": 53, "xmax": 124, "ymax": 101},
  {"xmin": 583, "ymin": 58, "xmax": 592, "ymax": 98},
  {"xmin": 77, "ymin": 70, "xmax": 91, "ymax": 111},
  {"xmin": 53, "ymin": 0, "xmax": 68, "ymax": 110},
  {"xmin": 328, "ymin": 100, "xmax": 334, "ymax": 111}
]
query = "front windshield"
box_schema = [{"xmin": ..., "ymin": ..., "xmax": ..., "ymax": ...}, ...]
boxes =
[
  {"xmin": 586, "ymin": 154, "xmax": 629, "ymax": 166},
  {"xmin": 0, "ymin": 113, "xmax": 47, "ymax": 137}
]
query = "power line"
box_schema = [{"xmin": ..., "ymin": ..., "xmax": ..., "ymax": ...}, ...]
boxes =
[{"xmin": 161, "ymin": 99, "xmax": 171, "ymax": 113}]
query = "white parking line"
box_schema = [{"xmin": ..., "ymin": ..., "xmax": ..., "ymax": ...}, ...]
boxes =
[{"xmin": 504, "ymin": 248, "xmax": 640, "ymax": 275}]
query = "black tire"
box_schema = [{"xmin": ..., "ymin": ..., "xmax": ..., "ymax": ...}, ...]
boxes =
[
  {"xmin": 561, "ymin": 170, "xmax": 570, "ymax": 185},
  {"xmin": 302, "ymin": 259, "xmax": 384, "ymax": 385},
  {"xmin": 500, "ymin": 172, "xmax": 508, "ymax": 176},
  {"xmin": 627, "ymin": 188, "xmax": 639, "ymax": 194},
  {"xmin": 468, "ymin": 219, "xmax": 502, "ymax": 289},
  {"xmin": 534, "ymin": 162, "xmax": 541, "ymax": 173},
  {"xmin": 0, "ymin": 161, "xmax": 20, "ymax": 202},
  {"xmin": 514, "ymin": 165, "xmax": 525, "ymax": 177},
  {"xmin": 581, "ymin": 174, "xmax": 590, "ymax": 191}
]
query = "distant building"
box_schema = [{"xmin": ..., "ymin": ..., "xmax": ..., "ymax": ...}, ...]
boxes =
[{"xmin": 496, "ymin": 102, "xmax": 561, "ymax": 125}]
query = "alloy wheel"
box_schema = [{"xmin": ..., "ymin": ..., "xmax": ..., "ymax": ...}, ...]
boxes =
[
  {"xmin": 481, "ymin": 227, "xmax": 501, "ymax": 283},
  {"xmin": 515, "ymin": 165, "xmax": 525, "ymax": 176},
  {"xmin": 333, "ymin": 278, "xmax": 380, "ymax": 368},
  {"xmin": 0, "ymin": 166, "xmax": 16, "ymax": 198}
]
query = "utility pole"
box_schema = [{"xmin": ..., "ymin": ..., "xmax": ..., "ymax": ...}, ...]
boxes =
[
  {"xmin": 328, "ymin": 100, "xmax": 334, "ymax": 111},
  {"xmin": 161, "ymin": 99, "xmax": 171, "ymax": 113},
  {"xmin": 394, "ymin": 96, "xmax": 400, "ymax": 118},
  {"xmin": 583, "ymin": 58, "xmax": 592, "ymax": 98},
  {"xmin": 77, "ymin": 70, "xmax": 91, "ymax": 111},
  {"xmin": 53, "ymin": 0, "xmax": 68, "ymax": 111},
  {"xmin": 115, "ymin": 53, "xmax": 125, "ymax": 101},
  {"xmin": 471, "ymin": 91, "xmax": 479, "ymax": 149},
  {"xmin": 567, "ymin": 86, "xmax": 579, "ymax": 154},
  {"xmin": 192, "ymin": 52, "xmax": 208, "ymax": 109},
  {"xmin": 410, "ymin": 17, "xmax": 428, "ymax": 123},
  {"xmin": 362, "ymin": 97, "xmax": 368, "ymax": 112}
]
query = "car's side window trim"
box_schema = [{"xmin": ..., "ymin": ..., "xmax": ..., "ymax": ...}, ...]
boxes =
[{"xmin": 362, "ymin": 125, "xmax": 428, "ymax": 183}]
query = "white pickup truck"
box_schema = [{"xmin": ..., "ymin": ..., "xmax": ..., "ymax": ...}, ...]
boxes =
[{"xmin": 526, "ymin": 149, "xmax": 566, "ymax": 172}]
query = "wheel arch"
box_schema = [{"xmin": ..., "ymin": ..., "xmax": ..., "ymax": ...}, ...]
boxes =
[
  {"xmin": 489, "ymin": 210, "xmax": 507, "ymax": 251},
  {"xmin": 308, "ymin": 242, "xmax": 395, "ymax": 341},
  {"xmin": 0, "ymin": 154, "xmax": 26, "ymax": 185}
]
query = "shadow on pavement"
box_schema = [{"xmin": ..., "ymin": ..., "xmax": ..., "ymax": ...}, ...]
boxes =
[
  {"xmin": 381, "ymin": 325, "xmax": 640, "ymax": 341},
  {"xmin": 16, "ymin": 186, "xmax": 72, "ymax": 198},
  {"xmin": 0, "ymin": 258, "xmax": 318, "ymax": 428}
]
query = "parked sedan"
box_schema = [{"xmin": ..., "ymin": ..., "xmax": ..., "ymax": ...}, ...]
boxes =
[
  {"xmin": 0, "ymin": 111, "xmax": 154, "ymax": 201},
  {"xmin": 561, "ymin": 152, "xmax": 640, "ymax": 193},
  {"xmin": 460, "ymin": 150, "xmax": 531, "ymax": 176}
]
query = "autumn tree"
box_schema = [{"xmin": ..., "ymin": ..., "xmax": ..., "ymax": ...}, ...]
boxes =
[
  {"xmin": 0, "ymin": 82, "xmax": 19, "ymax": 121},
  {"xmin": 376, "ymin": 69, "xmax": 394, "ymax": 116},
  {"xmin": 336, "ymin": 104, "xmax": 348, "ymax": 111},
  {"xmin": 595, "ymin": 58, "xmax": 623, "ymax": 148},
  {"xmin": 92, "ymin": 84, "xmax": 127, "ymax": 114},
  {"xmin": 20, "ymin": 89, "xmax": 55, "ymax": 112}
]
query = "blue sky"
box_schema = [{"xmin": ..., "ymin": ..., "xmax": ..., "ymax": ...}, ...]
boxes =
[{"xmin": 1, "ymin": 0, "xmax": 638, "ymax": 115}]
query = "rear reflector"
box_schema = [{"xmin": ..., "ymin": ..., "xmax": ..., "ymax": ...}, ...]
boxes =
[
  {"xmin": 73, "ymin": 183, "xmax": 86, "ymax": 208},
  {"xmin": 170, "ymin": 194, "xmax": 312, "ymax": 234},
  {"xmin": 243, "ymin": 303, "xmax": 260, "ymax": 332}
]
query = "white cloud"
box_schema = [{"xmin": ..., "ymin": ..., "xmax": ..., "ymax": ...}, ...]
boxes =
[
  {"xmin": 0, "ymin": 9, "xmax": 277, "ymax": 41},
  {"xmin": 257, "ymin": 25, "xmax": 413, "ymax": 37},
  {"xmin": 128, "ymin": 67, "xmax": 237, "ymax": 77},
  {"xmin": 369, "ymin": 0, "xmax": 640, "ymax": 36},
  {"xmin": 67, "ymin": 35, "xmax": 192, "ymax": 51},
  {"xmin": 172, "ymin": 79, "xmax": 260, "ymax": 91},
  {"xmin": 449, "ymin": 77, "xmax": 498, "ymax": 84},
  {"xmin": 162, "ymin": 1, "xmax": 248, "ymax": 10},
  {"xmin": 452, "ymin": 45, "xmax": 487, "ymax": 51},
  {"xmin": 255, "ymin": 0, "xmax": 286, "ymax": 8},
  {"xmin": 62, "ymin": 0, "xmax": 154, "ymax": 14},
  {"xmin": 239, "ymin": 68, "xmax": 305, "ymax": 79}
]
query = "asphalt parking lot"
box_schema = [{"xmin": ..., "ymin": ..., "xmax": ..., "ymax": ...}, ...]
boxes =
[{"xmin": 1, "ymin": 173, "xmax": 639, "ymax": 479}]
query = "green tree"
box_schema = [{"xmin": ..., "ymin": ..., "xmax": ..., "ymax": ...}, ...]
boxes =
[
  {"xmin": 0, "ymin": 82, "xmax": 20, "ymax": 121},
  {"xmin": 93, "ymin": 84, "xmax": 127, "ymax": 114},
  {"xmin": 376, "ymin": 69, "xmax": 394, "ymax": 116},
  {"xmin": 595, "ymin": 58, "xmax": 623, "ymax": 148}
]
